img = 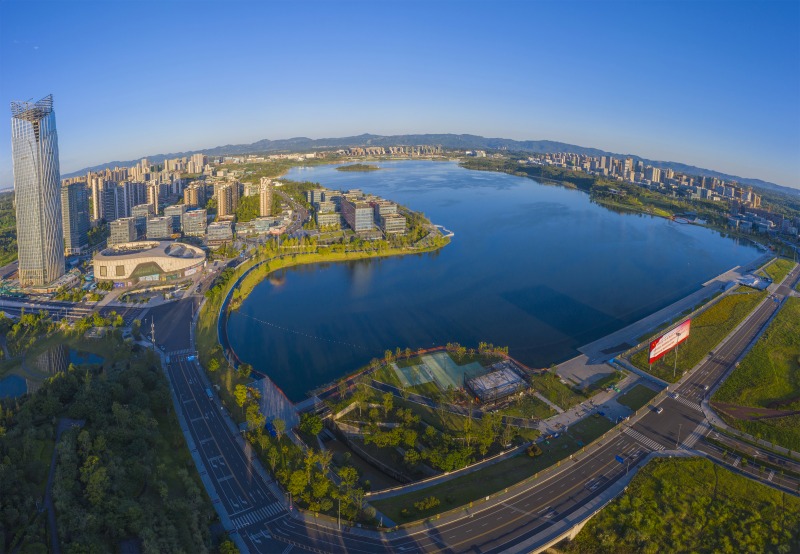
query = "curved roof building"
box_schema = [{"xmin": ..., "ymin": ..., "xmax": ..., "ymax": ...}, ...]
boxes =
[{"xmin": 93, "ymin": 241, "xmax": 205, "ymax": 285}]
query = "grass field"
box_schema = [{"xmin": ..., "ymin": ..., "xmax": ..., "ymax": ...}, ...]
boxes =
[
  {"xmin": 530, "ymin": 372, "xmax": 586, "ymax": 411},
  {"xmin": 616, "ymin": 384, "xmax": 660, "ymax": 411},
  {"xmin": 761, "ymin": 258, "xmax": 796, "ymax": 284},
  {"xmin": 630, "ymin": 289, "xmax": 767, "ymax": 382},
  {"xmin": 498, "ymin": 394, "xmax": 555, "ymax": 420},
  {"xmin": 372, "ymin": 415, "xmax": 614, "ymax": 523},
  {"xmin": 566, "ymin": 457, "xmax": 800, "ymax": 553},
  {"xmin": 713, "ymin": 297, "xmax": 800, "ymax": 450}
]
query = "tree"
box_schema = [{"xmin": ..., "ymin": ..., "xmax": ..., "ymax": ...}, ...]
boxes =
[
  {"xmin": 299, "ymin": 413, "xmax": 323, "ymax": 437},
  {"xmin": 245, "ymin": 403, "xmax": 266, "ymax": 431},
  {"xmin": 234, "ymin": 384, "xmax": 248, "ymax": 411},
  {"xmin": 382, "ymin": 392, "xmax": 393, "ymax": 418},
  {"xmin": 208, "ymin": 358, "xmax": 220, "ymax": 372},
  {"xmin": 317, "ymin": 449, "xmax": 333, "ymax": 476},
  {"xmin": 273, "ymin": 418, "xmax": 286, "ymax": 441},
  {"xmin": 237, "ymin": 363, "xmax": 253, "ymax": 380},
  {"xmin": 219, "ymin": 540, "xmax": 239, "ymax": 554}
]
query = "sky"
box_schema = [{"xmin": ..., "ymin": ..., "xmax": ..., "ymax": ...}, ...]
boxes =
[{"xmin": 1, "ymin": 0, "xmax": 798, "ymax": 189}]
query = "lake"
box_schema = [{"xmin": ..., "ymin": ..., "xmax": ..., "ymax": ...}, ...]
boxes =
[{"xmin": 227, "ymin": 161, "xmax": 760, "ymax": 402}]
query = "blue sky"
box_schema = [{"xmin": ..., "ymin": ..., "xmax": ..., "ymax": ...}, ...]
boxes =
[{"xmin": 1, "ymin": 0, "xmax": 798, "ymax": 189}]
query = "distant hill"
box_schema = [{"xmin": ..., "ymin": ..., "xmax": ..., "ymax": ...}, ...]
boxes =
[{"xmin": 63, "ymin": 133, "xmax": 799, "ymax": 197}]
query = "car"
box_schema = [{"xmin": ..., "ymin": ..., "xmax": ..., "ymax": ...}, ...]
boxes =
[
  {"xmin": 703, "ymin": 385, "xmax": 709, "ymax": 391},
  {"xmin": 655, "ymin": 407, "xmax": 664, "ymax": 414},
  {"xmin": 671, "ymin": 392, "xmax": 680, "ymax": 399}
]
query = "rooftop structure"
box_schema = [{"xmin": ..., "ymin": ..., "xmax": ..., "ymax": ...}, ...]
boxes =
[{"xmin": 93, "ymin": 241, "xmax": 205, "ymax": 285}]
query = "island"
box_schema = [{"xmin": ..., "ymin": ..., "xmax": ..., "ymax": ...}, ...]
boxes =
[{"xmin": 336, "ymin": 163, "xmax": 381, "ymax": 172}]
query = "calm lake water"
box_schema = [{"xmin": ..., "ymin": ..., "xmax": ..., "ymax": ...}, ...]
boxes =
[{"xmin": 228, "ymin": 161, "xmax": 760, "ymax": 401}]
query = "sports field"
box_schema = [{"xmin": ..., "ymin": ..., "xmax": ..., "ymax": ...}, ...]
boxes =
[{"xmin": 393, "ymin": 351, "xmax": 485, "ymax": 392}]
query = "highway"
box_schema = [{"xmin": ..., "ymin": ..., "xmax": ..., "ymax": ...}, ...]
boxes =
[{"xmin": 103, "ymin": 258, "xmax": 800, "ymax": 552}]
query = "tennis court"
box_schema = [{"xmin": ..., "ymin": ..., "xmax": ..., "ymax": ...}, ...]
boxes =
[{"xmin": 392, "ymin": 351, "xmax": 487, "ymax": 392}]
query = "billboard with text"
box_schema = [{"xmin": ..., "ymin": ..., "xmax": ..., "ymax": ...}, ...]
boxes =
[{"xmin": 648, "ymin": 319, "xmax": 691, "ymax": 363}]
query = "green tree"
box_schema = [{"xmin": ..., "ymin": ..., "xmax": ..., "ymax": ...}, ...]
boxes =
[
  {"xmin": 234, "ymin": 384, "xmax": 248, "ymax": 412},
  {"xmin": 382, "ymin": 392, "xmax": 393, "ymax": 418},
  {"xmin": 299, "ymin": 413, "xmax": 323, "ymax": 437},
  {"xmin": 219, "ymin": 539, "xmax": 239, "ymax": 554}
]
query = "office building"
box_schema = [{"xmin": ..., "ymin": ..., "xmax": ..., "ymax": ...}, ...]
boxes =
[
  {"xmin": 341, "ymin": 198, "xmax": 374, "ymax": 232},
  {"xmin": 10, "ymin": 95, "xmax": 65, "ymax": 287},
  {"xmin": 207, "ymin": 221, "xmax": 233, "ymax": 244},
  {"xmin": 164, "ymin": 204, "xmax": 186, "ymax": 233},
  {"xmin": 109, "ymin": 217, "xmax": 137, "ymax": 245},
  {"xmin": 61, "ymin": 182, "xmax": 90, "ymax": 255},
  {"xmin": 182, "ymin": 209, "xmax": 207, "ymax": 236},
  {"xmin": 131, "ymin": 203, "xmax": 154, "ymax": 239},
  {"xmin": 217, "ymin": 184, "xmax": 234, "ymax": 218},
  {"xmin": 379, "ymin": 213, "xmax": 406, "ymax": 234},
  {"xmin": 146, "ymin": 216, "xmax": 171, "ymax": 240}
]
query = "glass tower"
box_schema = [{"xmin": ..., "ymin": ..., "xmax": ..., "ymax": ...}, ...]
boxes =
[{"xmin": 11, "ymin": 95, "xmax": 65, "ymax": 287}]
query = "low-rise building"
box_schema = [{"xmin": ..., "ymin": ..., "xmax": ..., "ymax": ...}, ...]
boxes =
[
  {"xmin": 109, "ymin": 217, "xmax": 137, "ymax": 245},
  {"xmin": 146, "ymin": 216, "xmax": 172, "ymax": 240},
  {"xmin": 164, "ymin": 204, "xmax": 186, "ymax": 233},
  {"xmin": 316, "ymin": 212, "xmax": 341, "ymax": 227},
  {"xmin": 380, "ymin": 213, "xmax": 406, "ymax": 234},
  {"xmin": 93, "ymin": 241, "xmax": 205, "ymax": 286},
  {"xmin": 182, "ymin": 209, "xmax": 207, "ymax": 236},
  {"xmin": 341, "ymin": 198, "xmax": 374, "ymax": 232},
  {"xmin": 206, "ymin": 221, "xmax": 234, "ymax": 244}
]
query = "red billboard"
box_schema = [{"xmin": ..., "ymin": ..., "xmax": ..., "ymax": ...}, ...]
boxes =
[{"xmin": 648, "ymin": 319, "xmax": 691, "ymax": 363}]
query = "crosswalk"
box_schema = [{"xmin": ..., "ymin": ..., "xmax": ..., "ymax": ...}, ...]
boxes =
[
  {"xmin": 768, "ymin": 470, "xmax": 775, "ymax": 482},
  {"xmin": 673, "ymin": 395, "xmax": 703, "ymax": 412},
  {"xmin": 169, "ymin": 348, "xmax": 196, "ymax": 357},
  {"xmin": 232, "ymin": 502, "xmax": 283, "ymax": 529},
  {"xmin": 680, "ymin": 422, "xmax": 710, "ymax": 449},
  {"xmin": 623, "ymin": 427, "xmax": 665, "ymax": 451},
  {"xmin": 733, "ymin": 456, "xmax": 741, "ymax": 467}
]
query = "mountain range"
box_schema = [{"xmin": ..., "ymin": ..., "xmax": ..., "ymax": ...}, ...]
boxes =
[{"xmin": 62, "ymin": 133, "xmax": 799, "ymax": 197}]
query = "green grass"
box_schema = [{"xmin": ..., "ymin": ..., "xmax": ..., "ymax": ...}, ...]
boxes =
[
  {"xmin": 497, "ymin": 394, "xmax": 555, "ymax": 420},
  {"xmin": 714, "ymin": 297, "xmax": 800, "ymax": 407},
  {"xmin": 408, "ymin": 381, "xmax": 440, "ymax": 398},
  {"xmin": 616, "ymin": 384, "xmax": 661, "ymax": 411},
  {"xmin": 582, "ymin": 370, "xmax": 625, "ymax": 397},
  {"xmin": 630, "ymin": 289, "xmax": 767, "ymax": 382},
  {"xmin": 762, "ymin": 258, "xmax": 796, "ymax": 284},
  {"xmin": 566, "ymin": 457, "xmax": 800, "ymax": 553},
  {"xmin": 530, "ymin": 371, "xmax": 586, "ymax": 410},
  {"xmin": 396, "ymin": 356, "xmax": 423, "ymax": 368},
  {"xmin": 372, "ymin": 415, "xmax": 614, "ymax": 524},
  {"xmin": 372, "ymin": 364, "xmax": 402, "ymax": 387},
  {"xmin": 713, "ymin": 298, "xmax": 800, "ymax": 450}
]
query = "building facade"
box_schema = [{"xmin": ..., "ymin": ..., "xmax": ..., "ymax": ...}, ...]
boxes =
[
  {"xmin": 341, "ymin": 198, "xmax": 374, "ymax": 232},
  {"xmin": 11, "ymin": 95, "xmax": 65, "ymax": 287},
  {"xmin": 146, "ymin": 216, "xmax": 171, "ymax": 240},
  {"xmin": 109, "ymin": 217, "xmax": 137, "ymax": 245},
  {"xmin": 259, "ymin": 178, "xmax": 273, "ymax": 217},
  {"xmin": 182, "ymin": 209, "xmax": 207, "ymax": 236},
  {"xmin": 164, "ymin": 204, "xmax": 186, "ymax": 233},
  {"xmin": 61, "ymin": 181, "xmax": 90, "ymax": 255}
]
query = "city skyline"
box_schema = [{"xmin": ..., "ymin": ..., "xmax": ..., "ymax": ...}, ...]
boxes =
[{"xmin": 1, "ymin": 0, "xmax": 799, "ymax": 190}]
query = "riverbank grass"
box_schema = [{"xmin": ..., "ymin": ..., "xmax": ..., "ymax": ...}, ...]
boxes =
[
  {"xmin": 712, "ymin": 297, "xmax": 800, "ymax": 451},
  {"xmin": 565, "ymin": 457, "xmax": 800, "ymax": 553},
  {"xmin": 760, "ymin": 258, "xmax": 796, "ymax": 284},
  {"xmin": 629, "ymin": 288, "xmax": 767, "ymax": 382}
]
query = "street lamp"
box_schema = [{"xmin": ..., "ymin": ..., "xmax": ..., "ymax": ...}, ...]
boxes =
[
  {"xmin": 673, "ymin": 332, "xmax": 682, "ymax": 380},
  {"xmin": 676, "ymin": 423, "xmax": 682, "ymax": 449}
]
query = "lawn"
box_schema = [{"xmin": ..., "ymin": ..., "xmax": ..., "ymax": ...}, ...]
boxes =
[
  {"xmin": 566, "ymin": 457, "xmax": 800, "ymax": 553},
  {"xmin": 629, "ymin": 289, "xmax": 767, "ymax": 382},
  {"xmin": 616, "ymin": 384, "xmax": 660, "ymax": 411},
  {"xmin": 498, "ymin": 394, "xmax": 556, "ymax": 420},
  {"xmin": 761, "ymin": 258, "xmax": 796, "ymax": 284},
  {"xmin": 530, "ymin": 371, "xmax": 586, "ymax": 411},
  {"xmin": 712, "ymin": 298, "xmax": 800, "ymax": 450},
  {"xmin": 372, "ymin": 414, "xmax": 614, "ymax": 523},
  {"xmin": 372, "ymin": 364, "xmax": 402, "ymax": 387}
]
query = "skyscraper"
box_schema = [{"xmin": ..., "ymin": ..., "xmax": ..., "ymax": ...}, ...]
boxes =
[
  {"xmin": 11, "ymin": 95, "xmax": 65, "ymax": 287},
  {"xmin": 61, "ymin": 181, "xmax": 90, "ymax": 255}
]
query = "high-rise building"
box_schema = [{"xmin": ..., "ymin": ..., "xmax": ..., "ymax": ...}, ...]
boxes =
[
  {"xmin": 88, "ymin": 175, "xmax": 104, "ymax": 221},
  {"xmin": 11, "ymin": 95, "xmax": 65, "ymax": 287},
  {"xmin": 131, "ymin": 203, "xmax": 154, "ymax": 238},
  {"xmin": 341, "ymin": 198, "xmax": 374, "ymax": 232},
  {"xmin": 182, "ymin": 209, "xmax": 208, "ymax": 236},
  {"xmin": 61, "ymin": 182, "xmax": 90, "ymax": 255},
  {"xmin": 217, "ymin": 184, "xmax": 235, "ymax": 218},
  {"xmin": 146, "ymin": 216, "xmax": 171, "ymax": 240},
  {"xmin": 259, "ymin": 178, "xmax": 273, "ymax": 217}
]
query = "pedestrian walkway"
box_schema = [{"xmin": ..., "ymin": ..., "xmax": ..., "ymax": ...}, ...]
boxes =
[
  {"xmin": 673, "ymin": 394, "xmax": 702, "ymax": 412},
  {"xmin": 623, "ymin": 427, "xmax": 665, "ymax": 451},
  {"xmin": 231, "ymin": 502, "xmax": 284, "ymax": 529},
  {"xmin": 681, "ymin": 422, "xmax": 710, "ymax": 450}
]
